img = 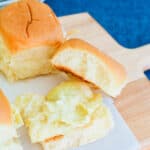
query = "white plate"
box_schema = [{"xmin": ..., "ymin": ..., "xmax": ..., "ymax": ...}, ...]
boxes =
[{"xmin": 0, "ymin": 74, "xmax": 140, "ymax": 150}]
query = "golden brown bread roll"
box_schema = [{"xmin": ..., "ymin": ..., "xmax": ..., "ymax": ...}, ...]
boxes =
[
  {"xmin": 52, "ymin": 38, "xmax": 127, "ymax": 97},
  {"xmin": 0, "ymin": 90, "xmax": 23, "ymax": 149},
  {"xmin": 0, "ymin": 0, "xmax": 64, "ymax": 81},
  {"xmin": 0, "ymin": 90, "xmax": 11, "ymax": 124}
]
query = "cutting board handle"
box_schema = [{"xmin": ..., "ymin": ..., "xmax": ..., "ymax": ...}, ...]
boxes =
[
  {"xmin": 131, "ymin": 44, "xmax": 150, "ymax": 70},
  {"xmin": 117, "ymin": 45, "xmax": 150, "ymax": 83}
]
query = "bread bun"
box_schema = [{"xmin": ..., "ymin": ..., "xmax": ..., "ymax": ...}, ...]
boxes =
[
  {"xmin": 52, "ymin": 39, "xmax": 127, "ymax": 97},
  {"xmin": 0, "ymin": 0, "xmax": 63, "ymax": 53},
  {"xmin": 0, "ymin": 90, "xmax": 11, "ymax": 125},
  {"xmin": 0, "ymin": 0, "xmax": 64, "ymax": 81}
]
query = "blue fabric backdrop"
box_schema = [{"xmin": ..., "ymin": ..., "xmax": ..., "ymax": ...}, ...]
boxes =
[{"xmin": 45, "ymin": 0, "xmax": 150, "ymax": 79}]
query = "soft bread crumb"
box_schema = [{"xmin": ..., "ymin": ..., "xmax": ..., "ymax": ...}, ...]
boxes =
[
  {"xmin": 42, "ymin": 107, "xmax": 113, "ymax": 150},
  {"xmin": 52, "ymin": 39, "xmax": 127, "ymax": 97}
]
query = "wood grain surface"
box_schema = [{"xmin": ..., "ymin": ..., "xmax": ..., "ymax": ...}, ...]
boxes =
[{"xmin": 59, "ymin": 13, "xmax": 150, "ymax": 149}]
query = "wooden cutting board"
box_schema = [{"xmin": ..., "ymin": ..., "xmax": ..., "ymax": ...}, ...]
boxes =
[{"xmin": 59, "ymin": 13, "xmax": 150, "ymax": 149}]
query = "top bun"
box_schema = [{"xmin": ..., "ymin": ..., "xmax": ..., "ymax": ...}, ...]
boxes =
[
  {"xmin": 0, "ymin": 0, "xmax": 63, "ymax": 54},
  {"xmin": 0, "ymin": 90, "xmax": 11, "ymax": 125},
  {"xmin": 52, "ymin": 39, "xmax": 127, "ymax": 97}
]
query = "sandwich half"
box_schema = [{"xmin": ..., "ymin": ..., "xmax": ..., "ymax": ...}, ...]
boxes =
[
  {"xmin": 0, "ymin": 0, "xmax": 63, "ymax": 81},
  {"xmin": 51, "ymin": 39, "xmax": 127, "ymax": 97},
  {"xmin": 0, "ymin": 90, "xmax": 23, "ymax": 150},
  {"xmin": 15, "ymin": 80, "xmax": 113, "ymax": 150}
]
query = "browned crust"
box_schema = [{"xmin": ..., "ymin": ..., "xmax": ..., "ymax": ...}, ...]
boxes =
[
  {"xmin": 0, "ymin": 0, "xmax": 64, "ymax": 53},
  {"xmin": 0, "ymin": 90, "xmax": 12, "ymax": 125},
  {"xmin": 45, "ymin": 135, "xmax": 64, "ymax": 143},
  {"xmin": 54, "ymin": 65, "xmax": 99, "ymax": 90},
  {"xmin": 53, "ymin": 38, "xmax": 127, "ymax": 89}
]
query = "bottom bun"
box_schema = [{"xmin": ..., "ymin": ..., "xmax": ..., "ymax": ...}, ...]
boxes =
[{"xmin": 42, "ymin": 106, "xmax": 113, "ymax": 150}]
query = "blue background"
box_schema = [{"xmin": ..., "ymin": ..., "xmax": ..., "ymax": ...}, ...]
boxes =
[{"xmin": 45, "ymin": 0, "xmax": 150, "ymax": 79}]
